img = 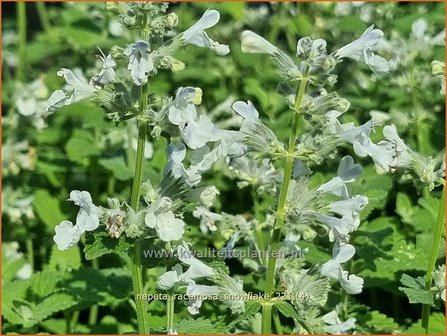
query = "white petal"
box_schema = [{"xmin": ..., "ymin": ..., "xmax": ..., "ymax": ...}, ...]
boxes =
[
  {"xmin": 338, "ymin": 267, "xmax": 364, "ymax": 294},
  {"xmin": 232, "ymin": 100, "xmax": 259, "ymax": 120},
  {"xmin": 156, "ymin": 212, "xmax": 185, "ymax": 242},
  {"xmin": 363, "ymin": 49, "xmax": 390, "ymax": 76},
  {"xmin": 157, "ymin": 264, "xmax": 183, "ymax": 290},
  {"xmin": 180, "ymin": 115, "xmax": 215, "ymax": 149},
  {"xmin": 333, "ymin": 243, "xmax": 356, "ymax": 263},
  {"xmin": 53, "ymin": 220, "xmax": 82, "ymax": 251},
  {"xmin": 47, "ymin": 90, "xmax": 68, "ymax": 112},
  {"xmin": 57, "ymin": 68, "xmax": 97, "ymax": 101},
  {"xmin": 183, "ymin": 10, "xmax": 220, "ymax": 42},
  {"xmin": 241, "ymin": 30, "xmax": 278, "ymax": 55}
]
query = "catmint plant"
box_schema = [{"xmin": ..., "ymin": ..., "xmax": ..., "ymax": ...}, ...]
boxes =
[
  {"xmin": 47, "ymin": 2, "xmax": 235, "ymax": 334},
  {"xmin": 3, "ymin": 2, "xmax": 445, "ymax": 335}
]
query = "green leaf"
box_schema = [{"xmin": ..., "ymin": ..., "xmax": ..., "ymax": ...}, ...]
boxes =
[
  {"xmin": 2, "ymin": 282, "xmax": 30, "ymax": 325},
  {"xmin": 404, "ymin": 313, "xmax": 446, "ymax": 334},
  {"xmin": 274, "ymin": 301, "xmax": 300, "ymax": 320},
  {"xmin": 65, "ymin": 130, "xmax": 100, "ymax": 162},
  {"xmin": 355, "ymin": 217, "xmax": 429, "ymax": 288},
  {"xmin": 229, "ymin": 301, "xmax": 261, "ymax": 327},
  {"xmin": 64, "ymin": 267, "xmax": 132, "ymax": 308},
  {"xmin": 364, "ymin": 310, "xmax": 400, "ymax": 333},
  {"xmin": 29, "ymin": 292, "xmax": 78, "ymax": 327},
  {"xmin": 33, "ymin": 190, "xmax": 66, "ymax": 231},
  {"xmin": 399, "ymin": 274, "xmax": 434, "ymax": 304},
  {"xmin": 98, "ymin": 157, "xmax": 134, "ymax": 181},
  {"xmin": 49, "ymin": 245, "xmax": 81, "ymax": 272},
  {"xmin": 84, "ymin": 230, "xmax": 132, "ymax": 260},
  {"xmin": 30, "ymin": 269, "xmax": 64, "ymax": 298},
  {"xmin": 175, "ymin": 317, "xmax": 228, "ymax": 334}
]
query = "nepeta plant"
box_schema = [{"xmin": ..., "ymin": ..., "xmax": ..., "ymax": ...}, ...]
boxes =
[{"xmin": 12, "ymin": 2, "xmax": 440, "ymax": 335}]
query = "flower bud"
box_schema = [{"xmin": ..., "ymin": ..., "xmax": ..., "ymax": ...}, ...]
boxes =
[
  {"xmin": 432, "ymin": 60, "xmax": 445, "ymax": 76},
  {"xmin": 165, "ymin": 13, "xmax": 178, "ymax": 28},
  {"xmin": 151, "ymin": 125, "xmax": 162, "ymax": 140}
]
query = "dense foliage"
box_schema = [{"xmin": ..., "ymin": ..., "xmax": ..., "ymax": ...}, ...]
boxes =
[{"xmin": 2, "ymin": 2, "xmax": 445, "ymax": 335}]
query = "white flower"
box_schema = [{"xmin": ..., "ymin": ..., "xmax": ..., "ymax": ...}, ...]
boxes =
[
  {"xmin": 15, "ymin": 78, "xmax": 51, "ymax": 129},
  {"xmin": 124, "ymin": 40, "xmax": 154, "ymax": 85},
  {"xmin": 318, "ymin": 155, "xmax": 362, "ymax": 199},
  {"xmin": 241, "ymin": 30, "xmax": 278, "ymax": 55},
  {"xmin": 363, "ymin": 48, "xmax": 390, "ymax": 76},
  {"xmin": 181, "ymin": 10, "xmax": 230, "ymax": 56},
  {"xmin": 168, "ymin": 87, "xmax": 218, "ymax": 149},
  {"xmin": 338, "ymin": 268, "xmax": 364, "ymax": 294},
  {"xmin": 321, "ymin": 242, "xmax": 356, "ymax": 278},
  {"xmin": 47, "ymin": 69, "xmax": 98, "ymax": 112},
  {"xmin": 53, "ymin": 220, "xmax": 82, "ymax": 251},
  {"xmin": 187, "ymin": 186, "xmax": 219, "ymax": 208},
  {"xmin": 232, "ymin": 100, "xmax": 259, "ymax": 132},
  {"xmin": 378, "ymin": 124, "xmax": 411, "ymax": 169},
  {"xmin": 164, "ymin": 143, "xmax": 187, "ymax": 178},
  {"xmin": 91, "ymin": 48, "xmax": 116, "ymax": 85},
  {"xmin": 335, "ymin": 25, "xmax": 390, "ymax": 76},
  {"xmin": 16, "ymin": 79, "xmax": 48, "ymax": 116},
  {"xmin": 329, "ymin": 196, "xmax": 368, "ymax": 219},
  {"xmin": 335, "ymin": 25, "xmax": 383, "ymax": 60},
  {"xmin": 240, "ymin": 31, "xmax": 299, "ymax": 77},
  {"xmin": 157, "ymin": 264, "xmax": 183, "ymax": 290},
  {"xmin": 68, "ymin": 190, "xmax": 101, "ymax": 231},
  {"xmin": 323, "ymin": 306, "xmax": 356, "ymax": 334},
  {"xmin": 432, "ymin": 264, "xmax": 446, "ymax": 302},
  {"xmin": 193, "ymin": 206, "xmax": 222, "ymax": 233},
  {"xmin": 178, "ymin": 243, "xmax": 215, "ymax": 281},
  {"xmin": 168, "ymin": 87, "xmax": 201, "ymax": 125},
  {"xmin": 185, "ymin": 282, "xmax": 220, "ymax": 315},
  {"xmin": 181, "ymin": 115, "xmax": 217, "ymax": 149},
  {"xmin": 145, "ymin": 197, "xmax": 185, "ymax": 242}
]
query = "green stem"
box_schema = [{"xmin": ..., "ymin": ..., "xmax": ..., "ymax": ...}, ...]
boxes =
[
  {"xmin": 88, "ymin": 258, "xmax": 99, "ymax": 325},
  {"xmin": 130, "ymin": 120, "xmax": 149, "ymax": 334},
  {"xmin": 272, "ymin": 307, "xmax": 283, "ymax": 334},
  {"xmin": 166, "ymin": 292, "xmax": 175, "ymax": 333},
  {"xmin": 64, "ymin": 312, "xmax": 71, "ymax": 334},
  {"xmin": 128, "ymin": 14, "xmax": 151, "ymax": 333},
  {"xmin": 261, "ymin": 303, "xmax": 272, "ymax": 335},
  {"xmin": 16, "ymin": 1, "xmax": 26, "ymax": 81},
  {"xmin": 262, "ymin": 77, "xmax": 308, "ymax": 334},
  {"xmin": 421, "ymin": 184, "xmax": 445, "ymax": 333},
  {"xmin": 25, "ymin": 238, "xmax": 34, "ymax": 273},
  {"xmin": 36, "ymin": 2, "xmax": 51, "ymax": 32},
  {"xmin": 71, "ymin": 311, "xmax": 79, "ymax": 332}
]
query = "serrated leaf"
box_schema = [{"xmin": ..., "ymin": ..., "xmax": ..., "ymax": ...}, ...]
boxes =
[
  {"xmin": 404, "ymin": 313, "xmax": 446, "ymax": 334},
  {"xmin": 399, "ymin": 287, "xmax": 434, "ymax": 304},
  {"xmin": 30, "ymin": 269, "xmax": 63, "ymax": 298},
  {"xmin": 49, "ymin": 245, "xmax": 81, "ymax": 272},
  {"xmin": 400, "ymin": 273, "xmax": 425, "ymax": 289},
  {"xmin": 2, "ymin": 254, "xmax": 26, "ymax": 284},
  {"xmin": 274, "ymin": 301, "xmax": 300, "ymax": 320},
  {"xmin": 28, "ymin": 292, "xmax": 78, "ymax": 327},
  {"xmin": 98, "ymin": 157, "xmax": 133, "ymax": 181},
  {"xmin": 229, "ymin": 301, "xmax": 261, "ymax": 327},
  {"xmin": 64, "ymin": 267, "xmax": 132, "ymax": 308},
  {"xmin": 399, "ymin": 274, "xmax": 434, "ymax": 304},
  {"xmin": 84, "ymin": 230, "xmax": 132, "ymax": 260},
  {"xmin": 174, "ymin": 317, "xmax": 228, "ymax": 334},
  {"xmin": 364, "ymin": 310, "xmax": 400, "ymax": 333},
  {"xmin": 33, "ymin": 189, "xmax": 66, "ymax": 230},
  {"xmin": 65, "ymin": 130, "xmax": 99, "ymax": 162},
  {"xmin": 396, "ymin": 192, "xmax": 414, "ymax": 222},
  {"xmin": 418, "ymin": 196, "xmax": 440, "ymax": 218}
]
